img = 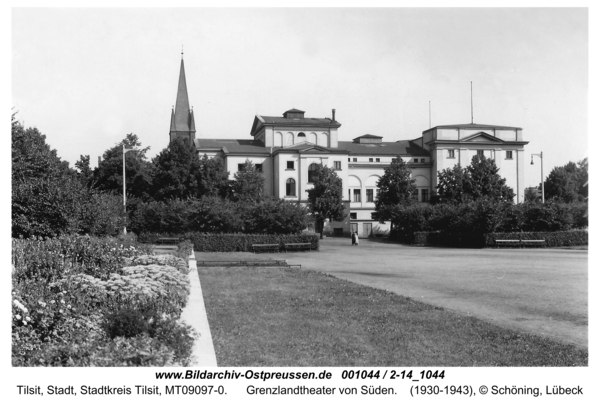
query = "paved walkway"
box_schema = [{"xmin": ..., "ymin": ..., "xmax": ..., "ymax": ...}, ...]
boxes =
[{"xmin": 155, "ymin": 246, "xmax": 218, "ymax": 366}]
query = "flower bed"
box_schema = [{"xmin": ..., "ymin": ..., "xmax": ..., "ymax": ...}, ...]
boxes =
[{"xmin": 12, "ymin": 235, "xmax": 196, "ymax": 366}]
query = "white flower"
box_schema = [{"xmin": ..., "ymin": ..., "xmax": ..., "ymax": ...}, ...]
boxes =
[
  {"xmin": 50, "ymin": 300, "xmax": 55, "ymax": 304},
  {"xmin": 67, "ymin": 305, "xmax": 71, "ymax": 309},
  {"xmin": 15, "ymin": 315, "xmax": 21, "ymax": 320},
  {"xmin": 23, "ymin": 321, "xmax": 27, "ymax": 325},
  {"xmin": 25, "ymin": 317, "xmax": 31, "ymax": 322},
  {"xmin": 60, "ymin": 300, "xmax": 65, "ymax": 305}
]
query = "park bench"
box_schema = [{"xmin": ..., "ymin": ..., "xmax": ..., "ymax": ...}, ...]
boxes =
[
  {"xmin": 284, "ymin": 242, "xmax": 312, "ymax": 252},
  {"xmin": 495, "ymin": 239, "xmax": 521, "ymax": 248},
  {"xmin": 520, "ymin": 239, "xmax": 546, "ymax": 248},
  {"xmin": 156, "ymin": 237, "xmax": 181, "ymax": 245},
  {"xmin": 252, "ymin": 244, "xmax": 280, "ymax": 253}
]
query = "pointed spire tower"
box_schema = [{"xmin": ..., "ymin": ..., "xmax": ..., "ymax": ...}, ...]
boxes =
[{"xmin": 169, "ymin": 53, "xmax": 196, "ymax": 144}]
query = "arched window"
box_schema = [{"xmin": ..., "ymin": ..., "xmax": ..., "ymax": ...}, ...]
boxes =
[
  {"xmin": 308, "ymin": 163, "xmax": 319, "ymax": 183},
  {"xmin": 297, "ymin": 132, "xmax": 306, "ymax": 139},
  {"xmin": 274, "ymin": 132, "xmax": 283, "ymax": 147},
  {"xmin": 285, "ymin": 132, "xmax": 294, "ymax": 146},
  {"xmin": 286, "ymin": 178, "xmax": 296, "ymax": 196}
]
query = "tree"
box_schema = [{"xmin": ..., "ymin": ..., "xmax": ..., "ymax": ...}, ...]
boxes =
[
  {"xmin": 306, "ymin": 164, "xmax": 345, "ymax": 239},
  {"xmin": 152, "ymin": 137, "xmax": 202, "ymax": 201},
  {"xmin": 467, "ymin": 156, "xmax": 515, "ymax": 201},
  {"xmin": 75, "ymin": 154, "xmax": 94, "ymax": 187},
  {"xmin": 374, "ymin": 156, "xmax": 416, "ymax": 223},
  {"xmin": 436, "ymin": 156, "xmax": 514, "ymax": 203},
  {"xmin": 93, "ymin": 133, "xmax": 153, "ymax": 200},
  {"xmin": 435, "ymin": 164, "xmax": 471, "ymax": 203},
  {"xmin": 232, "ymin": 159, "xmax": 264, "ymax": 202},
  {"xmin": 544, "ymin": 158, "xmax": 588, "ymax": 202},
  {"xmin": 198, "ymin": 154, "xmax": 231, "ymax": 198},
  {"xmin": 12, "ymin": 118, "xmax": 81, "ymax": 237}
]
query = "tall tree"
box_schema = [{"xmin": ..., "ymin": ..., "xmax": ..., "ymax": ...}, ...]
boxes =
[
  {"xmin": 75, "ymin": 154, "xmax": 94, "ymax": 187},
  {"xmin": 374, "ymin": 156, "xmax": 416, "ymax": 223},
  {"xmin": 198, "ymin": 154, "xmax": 231, "ymax": 198},
  {"xmin": 435, "ymin": 164, "xmax": 471, "ymax": 203},
  {"xmin": 467, "ymin": 155, "xmax": 515, "ymax": 201},
  {"xmin": 306, "ymin": 163, "xmax": 345, "ymax": 239},
  {"xmin": 152, "ymin": 137, "xmax": 202, "ymax": 201},
  {"xmin": 93, "ymin": 133, "xmax": 153, "ymax": 200},
  {"xmin": 544, "ymin": 158, "xmax": 588, "ymax": 202},
  {"xmin": 436, "ymin": 156, "xmax": 514, "ymax": 203},
  {"xmin": 12, "ymin": 117, "xmax": 80, "ymax": 237},
  {"xmin": 232, "ymin": 159, "xmax": 264, "ymax": 202}
]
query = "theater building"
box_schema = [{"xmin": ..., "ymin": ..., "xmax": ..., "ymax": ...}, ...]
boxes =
[{"xmin": 171, "ymin": 58, "xmax": 528, "ymax": 237}]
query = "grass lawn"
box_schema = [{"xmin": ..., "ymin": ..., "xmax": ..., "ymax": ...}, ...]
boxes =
[{"xmin": 199, "ymin": 266, "xmax": 587, "ymax": 367}]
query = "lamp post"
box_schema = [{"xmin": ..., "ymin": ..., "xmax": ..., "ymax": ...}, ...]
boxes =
[
  {"xmin": 122, "ymin": 145, "xmax": 138, "ymax": 234},
  {"xmin": 530, "ymin": 151, "xmax": 544, "ymax": 203}
]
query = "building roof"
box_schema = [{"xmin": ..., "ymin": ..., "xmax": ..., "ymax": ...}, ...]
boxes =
[
  {"xmin": 338, "ymin": 140, "xmax": 429, "ymax": 156},
  {"xmin": 173, "ymin": 59, "xmax": 191, "ymax": 132},
  {"xmin": 195, "ymin": 139, "xmax": 269, "ymax": 154},
  {"xmin": 283, "ymin": 108, "xmax": 305, "ymax": 114},
  {"xmin": 196, "ymin": 138, "xmax": 429, "ymax": 157},
  {"xmin": 423, "ymin": 123, "xmax": 522, "ymax": 132},
  {"xmin": 251, "ymin": 114, "xmax": 341, "ymax": 135}
]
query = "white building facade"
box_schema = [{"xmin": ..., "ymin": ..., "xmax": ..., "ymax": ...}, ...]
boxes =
[{"xmin": 173, "ymin": 59, "xmax": 528, "ymax": 238}]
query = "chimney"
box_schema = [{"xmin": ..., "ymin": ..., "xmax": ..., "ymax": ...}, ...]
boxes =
[
  {"xmin": 98, "ymin": 156, "xmax": 102, "ymax": 166},
  {"xmin": 332, "ymin": 109, "xmax": 336, "ymax": 122}
]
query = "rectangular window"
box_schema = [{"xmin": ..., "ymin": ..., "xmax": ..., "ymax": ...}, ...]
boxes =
[
  {"xmin": 369, "ymin": 158, "xmax": 373, "ymax": 162},
  {"xmin": 334, "ymin": 161, "xmax": 341, "ymax": 170},
  {"xmin": 376, "ymin": 158, "xmax": 380, "ymax": 162},
  {"xmin": 448, "ymin": 149, "xmax": 455, "ymax": 158},
  {"xmin": 366, "ymin": 189, "xmax": 374, "ymax": 202},
  {"xmin": 237, "ymin": 164, "xmax": 244, "ymax": 172},
  {"xmin": 348, "ymin": 189, "xmax": 351, "ymax": 201},
  {"xmin": 477, "ymin": 150, "xmax": 485, "ymax": 158},
  {"xmin": 414, "ymin": 158, "xmax": 419, "ymax": 163},
  {"xmin": 371, "ymin": 213, "xmax": 377, "ymax": 220},
  {"xmin": 421, "ymin": 189, "xmax": 429, "ymax": 202},
  {"xmin": 353, "ymin": 158, "xmax": 357, "ymax": 162},
  {"xmin": 350, "ymin": 213, "xmax": 357, "ymax": 220},
  {"xmin": 421, "ymin": 158, "xmax": 425, "ymax": 163},
  {"xmin": 506, "ymin": 151, "xmax": 513, "ymax": 159},
  {"xmin": 287, "ymin": 161, "xmax": 294, "ymax": 169},
  {"xmin": 255, "ymin": 164, "xmax": 263, "ymax": 172},
  {"xmin": 353, "ymin": 189, "xmax": 361, "ymax": 202},
  {"xmin": 348, "ymin": 158, "xmax": 351, "ymax": 162}
]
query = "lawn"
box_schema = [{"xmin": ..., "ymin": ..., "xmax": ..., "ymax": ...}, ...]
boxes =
[{"xmin": 199, "ymin": 265, "xmax": 587, "ymax": 367}]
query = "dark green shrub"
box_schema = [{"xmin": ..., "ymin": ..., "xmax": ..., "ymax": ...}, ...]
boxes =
[{"xmin": 104, "ymin": 307, "xmax": 153, "ymax": 339}]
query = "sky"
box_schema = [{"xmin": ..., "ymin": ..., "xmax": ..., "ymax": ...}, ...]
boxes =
[{"xmin": 11, "ymin": 7, "xmax": 590, "ymax": 189}]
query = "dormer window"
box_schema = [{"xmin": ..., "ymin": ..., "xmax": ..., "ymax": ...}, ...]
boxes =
[{"xmin": 297, "ymin": 132, "xmax": 306, "ymax": 138}]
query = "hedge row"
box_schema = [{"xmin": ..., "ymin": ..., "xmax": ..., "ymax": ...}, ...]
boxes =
[
  {"xmin": 484, "ymin": 230, "xmax": 588, "ymax": 248},
  {"xmin": 413, "ymin": 230, "xmax": 588, "ymax": 248},
  {"xmin": 138, "ymin": 232, "xmax": 320, "ymax": 252},
  {"xmin": 413, "ymin": 231, "xmax": 486, "ymax": 248}
]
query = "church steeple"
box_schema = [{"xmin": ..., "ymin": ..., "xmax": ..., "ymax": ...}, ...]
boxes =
[{"xmin": 169, "ymin": 56, "xmax": 196, "ymax": 143}]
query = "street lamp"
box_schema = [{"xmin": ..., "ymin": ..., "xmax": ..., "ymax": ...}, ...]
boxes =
[
  {"xmin": 122, "ymin": 145, "xmax": 139, "ymax": 234},
  {"xmin": 530, "ymin": 151, "xmax": 544, "ymax": 203}
]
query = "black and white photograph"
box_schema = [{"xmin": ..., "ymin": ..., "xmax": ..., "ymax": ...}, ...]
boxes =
[{"xmin": 7, "ymin": 3, "xmax": 597, "ymax": 404}]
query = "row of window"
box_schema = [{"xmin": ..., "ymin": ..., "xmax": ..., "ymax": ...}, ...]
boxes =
[
  {"xmin": 447, "ymin": 150, "xmax": 514, "ymax": 159},
  {"xmin": 348, "ymin": 188, "xmax": 430, "ymax": 203}
]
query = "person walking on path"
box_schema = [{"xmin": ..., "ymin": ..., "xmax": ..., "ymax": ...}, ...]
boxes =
[
  {"xmin": 351, "ymin": 231, "xmax": 356, "ymax": 245},
  {"xmin": 355, "ymin": 232, "xmax": 359, "ymax": 246}
]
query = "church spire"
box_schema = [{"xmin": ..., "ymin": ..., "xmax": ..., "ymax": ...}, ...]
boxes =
[{"xmin": 169, "ymin": 56, "xmax": 196, "ymax": 143}]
